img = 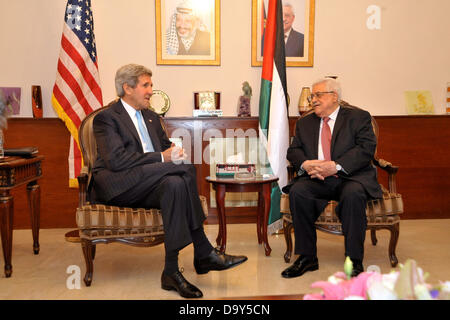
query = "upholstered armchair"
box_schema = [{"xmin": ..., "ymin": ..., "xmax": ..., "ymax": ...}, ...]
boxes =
[
  {"xmin": 280, "ymin": 103, "xmax": 403, "ymax": 267},
  {"xmin": 75, "ymin": 105, "xmax": 207, "ymax": 286}
]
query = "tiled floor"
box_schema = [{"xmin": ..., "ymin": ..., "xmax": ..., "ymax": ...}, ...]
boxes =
[{"xmin": 1, "ymin": 219, "xmax": 449, "ymax": 299}]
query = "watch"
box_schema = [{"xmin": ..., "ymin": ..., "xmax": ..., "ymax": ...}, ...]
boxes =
[{"xmin": 336, "ymin": 163, "xmax": 342, "ymax": 172}]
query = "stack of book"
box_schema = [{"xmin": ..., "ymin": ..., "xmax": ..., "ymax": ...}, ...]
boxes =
[
  {"xmin": 193, "ymin": 109, "xmax": 223, "ymax": 117},
  {"xmin": 216, "ymin": 163, "xmax": 255, "ymax": 178}
]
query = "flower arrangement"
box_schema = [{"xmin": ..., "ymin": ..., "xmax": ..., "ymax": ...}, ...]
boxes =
[{"xmin": 303, "ymin": 257, "xmax": 450, "ymax": 300}]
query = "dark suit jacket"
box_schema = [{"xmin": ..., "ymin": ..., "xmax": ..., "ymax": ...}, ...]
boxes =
[
  {"xmin": 283, "ymin": 105, "xmax": 382, "ymax": 199},
  {"xmin": 285, "ymin": 29, "xmax": 304, "ymax": 57},
  {"xmin": 91, "ymin": 100, "xmax": 172, "ymax": 202}
]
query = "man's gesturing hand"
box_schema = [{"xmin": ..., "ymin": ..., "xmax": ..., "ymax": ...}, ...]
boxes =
[{"xmin": 162, "ymin": 143, "xmax": 187, "ymax": 163}]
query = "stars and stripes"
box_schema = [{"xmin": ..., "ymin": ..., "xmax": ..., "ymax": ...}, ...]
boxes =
[{"xmin": 52, "ymin": 0, "xmax": 102, "ymax": 187}]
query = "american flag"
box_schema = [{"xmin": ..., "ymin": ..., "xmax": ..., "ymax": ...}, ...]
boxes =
[{"xmin": 52, "ymin": 0, "xmax": 103, "ymax": 187}]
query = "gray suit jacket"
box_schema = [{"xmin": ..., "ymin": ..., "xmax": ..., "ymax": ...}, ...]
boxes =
[
  {"xmin": 91, "ymin": 100, "xmax": 172, "ymax": 202},
  {"xmin": 283, "ymin": 105, "xmax": 382, "ymax": 199}
]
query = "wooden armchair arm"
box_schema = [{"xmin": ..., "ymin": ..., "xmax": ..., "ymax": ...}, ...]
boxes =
[
  {"xmin": 373, "ymin": 157, "xmax": 399, "ymax": 193},
  {"xmin": 287, "ymin": 164, "xmax": 296, "ymax": 181},
  {"xmin": 77, "ymin": 166, "xmax": 89, "ymax": 207}
]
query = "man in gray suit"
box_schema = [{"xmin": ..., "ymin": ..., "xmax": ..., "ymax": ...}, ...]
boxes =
[
  {"xmin": 283, "ymin": 3, "xmax": 304, "ymax": 57},
  {"xmin": 281, "ymin": 78, "xmax": 382, "ymax": 279},
  {"xmin": 91, "ymin": 64, "xmax": 247, "ymax": 298}
]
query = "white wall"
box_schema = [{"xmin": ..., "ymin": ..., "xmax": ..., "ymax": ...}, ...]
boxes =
[{"xmin": 1, "ymin": 0, "xmax": 449, "ymax": 118}]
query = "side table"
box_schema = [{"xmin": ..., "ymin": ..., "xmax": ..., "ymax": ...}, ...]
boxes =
[
  {"xmin": 206, "ymin": 175, "xmax": 279, "ymax": 256},
  {"xmin": 0, "ymin": 155, "xmax": 43, "ymax": 277}
]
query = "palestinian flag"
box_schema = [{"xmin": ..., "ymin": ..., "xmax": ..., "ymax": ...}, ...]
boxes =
[{"xmin": 258, "ymin": 0, "xmax": 289, "ymax": 234}]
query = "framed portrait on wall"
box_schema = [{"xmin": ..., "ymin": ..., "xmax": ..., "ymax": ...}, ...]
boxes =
[
  {"xmin": 251, "ymin": 0, "xmax": 315, "ymax": 67},
  {"xmin": 156, "ymin": 0, "xmax": 220, "ymax": 65}
]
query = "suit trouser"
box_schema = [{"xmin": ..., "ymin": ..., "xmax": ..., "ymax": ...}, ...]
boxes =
[
  {"xmin": 289, "ymin": 176, "xmax": 368, "ymax": 261},
  {"xmin": 107, "ymin": 163, "xmax": 206, "ymax": 253}
]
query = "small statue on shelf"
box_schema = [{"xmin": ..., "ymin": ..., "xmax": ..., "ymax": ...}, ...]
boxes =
[
  {"xmin": 238, "ymin": 81, "xmax": 252, "ymax": 117},
  {"xmin": 32, "ymin": 85, "xmax": 43, "ymax": 119}
]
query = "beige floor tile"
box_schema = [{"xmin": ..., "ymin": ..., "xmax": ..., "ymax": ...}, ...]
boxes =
[{"xmin": 1, "ymin": 219, "xmax": 449, "ymax": 299}]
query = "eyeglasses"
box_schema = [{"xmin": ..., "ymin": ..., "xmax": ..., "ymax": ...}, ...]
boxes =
[{"xmin": 307, "ymin": 91, "xmax": 335, "ymax": 103}]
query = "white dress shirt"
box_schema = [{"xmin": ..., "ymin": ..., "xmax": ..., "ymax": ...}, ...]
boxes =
[{"xmin": 284, "ymin": 28, "xmax": 292, "ymax": 44}]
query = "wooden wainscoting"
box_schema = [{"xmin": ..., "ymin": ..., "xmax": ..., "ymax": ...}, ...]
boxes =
[
  {"xmin": 5, "ymin": 115, "xmax": 450, "ymax": 229},
  {"xmin": 5, "ymin": 118, "xmax": 78, "ymax": 229}
]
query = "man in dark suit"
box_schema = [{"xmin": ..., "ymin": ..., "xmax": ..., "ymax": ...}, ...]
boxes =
[
  {"xmin": 91, "ymin": 64, "xmax": 247, "ymax": 298},
  {"xmin": 283, "ymin": 3, "xmax": 304, "ymax": 57},
  {"xmin": 281, "ymin": 78, "xmax": 382, "ymax": 278}
]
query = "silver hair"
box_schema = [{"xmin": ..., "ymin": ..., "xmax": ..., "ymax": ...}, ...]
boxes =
[
  {"xmin": 115, "ymin": 64, "xmax": 153, "ymax": 97},
  {"xmin": 283, "ymin": 2, "xmax": 295, "ymax": 15},
  {"xmin": 312, "ymin": 78, "xmax": 342, "ymax": 101}
]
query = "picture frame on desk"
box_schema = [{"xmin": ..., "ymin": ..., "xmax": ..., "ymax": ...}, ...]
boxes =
[
  {"xmin": 251, "ymin": 0, "xmax": 315, "ymax": 67},
  {"xmin": 194, "ymin": 91, "xmax": 221, "ymax": 110},
  {"xmin": 193, "ymin": 91, "xmax": 222, "ymax": 117},
  {"xmin": 155, "ymin": 0, "xmax": 221, "ymax": 66}
]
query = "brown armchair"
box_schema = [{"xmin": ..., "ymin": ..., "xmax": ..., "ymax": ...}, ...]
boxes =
[
  {"xmin": 280, "ymin": 103, "xmax": 403, "ymax": 267},
  {"xmin": 75, "ymin": 104, "xmax": 207, "ymax": 286}
]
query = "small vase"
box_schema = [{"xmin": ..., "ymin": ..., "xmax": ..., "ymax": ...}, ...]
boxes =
[{"xmin": 298, "ymin": 87, "xmax": 312, "ymax": 115}]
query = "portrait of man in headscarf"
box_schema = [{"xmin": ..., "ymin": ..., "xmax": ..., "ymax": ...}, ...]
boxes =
[{"xmin": 166, "ymin": 0, "xmax": 211, "ymax": 56}]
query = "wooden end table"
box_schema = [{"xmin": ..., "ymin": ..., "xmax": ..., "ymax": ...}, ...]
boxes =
[
  {"xmin": 206, "ymin": 175, "xmax": 279, "ymax": 256},
  {"xmin": 0, "ymin": 155, "xmax": 43, "ymax": 277}
]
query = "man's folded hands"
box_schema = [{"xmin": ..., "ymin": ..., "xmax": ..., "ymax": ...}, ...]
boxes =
[{"xmin": 303, "ymin": 160, "xmax": 337, "ymax": 180}]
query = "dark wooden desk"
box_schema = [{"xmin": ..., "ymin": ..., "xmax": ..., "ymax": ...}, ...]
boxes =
[
  {"xmin": 0, "ymin": 155, "xmax": 43, "ymax": 277},
  {"xmin": 206, "ymin": 175, "xmax": 279, "ymax": 256}
]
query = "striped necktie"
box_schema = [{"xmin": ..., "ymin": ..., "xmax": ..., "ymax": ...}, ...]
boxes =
[{"xmin": 135, "ymin": 110, "xmax": 155, "ymax": 152}]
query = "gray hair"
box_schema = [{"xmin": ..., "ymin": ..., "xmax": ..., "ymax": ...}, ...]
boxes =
[
  {"xmin": 283, "ymin": 3, "xmax": 295, "ymax": 15},
  {"xmin": 312, "ymin": 78, "xmax": 342, "ymax": 101},
  {"xmin": 115, "ymin": 64, "xmax": 153, "ymax": 97}
]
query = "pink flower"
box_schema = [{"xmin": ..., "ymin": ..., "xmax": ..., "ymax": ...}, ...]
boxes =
[
  {"xmin": 303, "ymin": 259, "xmax": 448, "ymax": 300},
  {"xmin": 303, "ymin": 272, "xmax": 376, "ymax": 300},
  {"xmin": 303, "ymin": 293, "xmax": 325, "ymax": 300}
]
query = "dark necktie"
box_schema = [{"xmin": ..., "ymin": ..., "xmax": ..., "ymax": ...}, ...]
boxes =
[{"xmin": 321, "ymin": 117, "xmax": 331, "ymax": 161}]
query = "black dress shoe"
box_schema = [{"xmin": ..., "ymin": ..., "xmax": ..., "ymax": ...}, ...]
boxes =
[
  {"xmin": 281, "ymin": 255, "xmax": 319, "ymax": 278},
  {"xmin": 194, "ymin": 248, "xmax": 248, "ymax": 275},
  {"xmin": 350, "ymin": 259, "xmax": 364, "ymax": 278},
  {"xmin": 161, "ymin": 270, "xmax": 203, "ymax": 298}
]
